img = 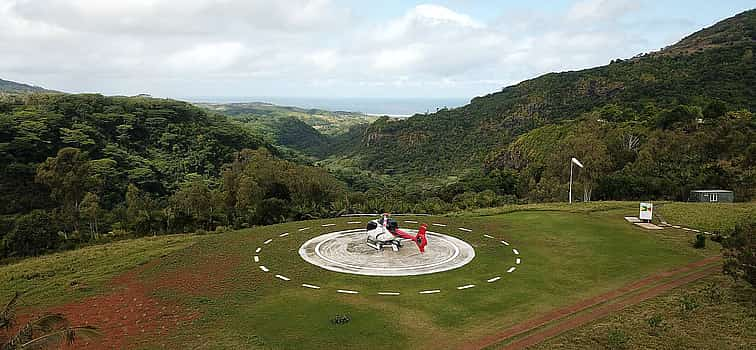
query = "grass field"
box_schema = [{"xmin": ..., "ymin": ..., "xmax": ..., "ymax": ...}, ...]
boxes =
[
  {"xmin": 0, "ymin": 202, "xmax": 745, "ymax": 349},
  {"xmin": 0, "ymin": 234, "xmax": 201, "ymax": 307},
  {"xmin": 656, "ymin": 202, "xmax": 756, "ymax": 233},
  {"xmin": 531, "ymin": 273, "xmax": 756, "ymax": 350}
]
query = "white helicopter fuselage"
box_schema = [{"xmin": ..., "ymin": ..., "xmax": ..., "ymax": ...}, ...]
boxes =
[
  {"xmin": 366, "ymin": 224, "xmax": 394, "ymax": 243},
  {"xmin": 365, "ymin": 217, "xmax": 402, "ymax": 251}
]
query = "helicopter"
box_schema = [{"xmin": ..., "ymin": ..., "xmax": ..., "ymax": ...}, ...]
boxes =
[{"xmin": 365, "ymin": 213, "xmax": 428, "ymax": 253}]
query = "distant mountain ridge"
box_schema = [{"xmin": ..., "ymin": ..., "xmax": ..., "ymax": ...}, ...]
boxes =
[
  {"xmin": 0, "ymin": 78, "xmax": 56, "ymax": 93},
  {"xmin": 197, "ymin": 102, "xmax": 377, "ymax": 135},
  {"xmin": 198, "ymin": 102, "xmax": 379, "ymax": 157}
]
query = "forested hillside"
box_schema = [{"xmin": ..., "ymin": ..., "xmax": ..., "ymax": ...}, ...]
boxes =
[
  {"xmin": 198, "ymin": 102, "xmax": 378, "ymax": 158},
  {"xmin": 329, "ymin": 10, "xmax": 755, "ymax": 173},
  {"xmin": 0, "ymin": 94, "xmax": 349, "ymax": 259},
  {"xmin": 321, "ymin": 9, "xmax": 755, "ymax": 201},
  {"xmin": 198, "ymin": 102, "xmax": 377, "ymax": 135}
]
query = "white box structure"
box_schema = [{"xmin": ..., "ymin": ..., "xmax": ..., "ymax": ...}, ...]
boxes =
[{"xmin": 639, "ymin": 202, "xmax": 653, "ymax": 221}]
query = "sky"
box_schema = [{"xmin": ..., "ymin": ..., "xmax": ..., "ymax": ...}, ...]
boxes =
[{"xmin": 0, "ymin": 0, "xmax": 753, "ymax": 100}]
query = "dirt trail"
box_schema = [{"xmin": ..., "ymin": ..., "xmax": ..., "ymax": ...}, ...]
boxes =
[{"xmin": 467, "ymin": 256, "xmax": 721, "ymax": 350}]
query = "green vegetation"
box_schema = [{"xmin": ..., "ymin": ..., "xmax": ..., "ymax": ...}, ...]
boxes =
[
  {"xmin": 1, "ymin": 11, "xmax": 754, "ymax": 268},
  {"xmin": 0, "ymin": 94, "xmax": 359, "ymax": 260},
  {"xmin": 313, "ymin": 10, "xmax": 756, "ymax": 203},
  {"xmin": 531, "ymin": 274, "xmax": 756, "ymax": 350},
  {"xmin": 723, "ymin": 220, "xmax": 756, "ymax": 287},
  {"xmin": 0, "ymin": 234, "xmax": 199, "ymax": 307},
  {"xmin": 0, "ymin": 204, "xmax": 725, "ymax": 348},
  {"xmin": 198, "ymin": 102, "xmax": 378, "ymax": 157},
  {"xmin": 656, "ymin": 202, "xmax": 756, "ymax": 233},
  {"xmin": 198, "ymin": 102, "xmax": 377, "ymax": 136}
]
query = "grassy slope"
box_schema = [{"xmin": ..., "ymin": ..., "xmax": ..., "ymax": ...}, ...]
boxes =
[
  {"xmin": 0, "ymin": 202, "xmax": 740, "ymax": 349},
  {"xmin": 530, "ymin": 273, "xmax": 756, "ymax": 350},
  {"xmin": 0, "ymin": 235, "xmax": 201, "ymax": 308},
  {"xmin": 161, "ymin": 202, "xmax": 716, "ymax": 349},
  {"xmin": 519, "ymin": 201, "xmax": 756, "ymax": 350}
]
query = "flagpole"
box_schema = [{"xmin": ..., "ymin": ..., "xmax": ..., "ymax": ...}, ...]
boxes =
[{"xmin": 569, "ymin": 161, "xmax": 573, "ymax": 204}]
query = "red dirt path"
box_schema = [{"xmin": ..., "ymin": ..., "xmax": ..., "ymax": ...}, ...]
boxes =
[{"xmin": 466, "ymin": 256, "xmax": 721, "ymax": 350}]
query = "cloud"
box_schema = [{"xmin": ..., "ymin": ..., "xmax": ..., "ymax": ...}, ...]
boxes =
[
  {"xmin": 372, "ymin": 46, "xmax": 424, "ymax": 72},
  {"xmin": 0, "ymin": 0, "xmax": 698, "ymax": 98},
  {"xmin": 165, "ymin": 42, "xmax": 246, "ymax": 73},
  {"xmin": 567, "ymin": 0, "xmax": 640, "ymax": 22}
]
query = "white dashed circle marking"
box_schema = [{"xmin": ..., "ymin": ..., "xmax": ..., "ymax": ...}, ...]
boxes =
[{"xmin": 254, "ymin": 217, "xmax": 523, "ymax": 296}]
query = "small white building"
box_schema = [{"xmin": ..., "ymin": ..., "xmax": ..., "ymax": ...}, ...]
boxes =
[{"xmin": 689, "ymin": 190, "xmax": 734, "ymax": 203}]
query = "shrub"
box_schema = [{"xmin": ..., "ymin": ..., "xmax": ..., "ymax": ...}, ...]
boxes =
[
  {"xmin": 704, "ymin": 282, "xmax": 725, "ymax": 304},
  {"xmin": 693, "ymin": 233, "xmax": 706, "ymax": 249},
  {"xmin": 722, "ymin": 220, "xmax": 756, "ymax": 287},
  {"xmin": 606, "ymin": 329, "xmax": 629, "ymax": 349},
  {"xmin": 679, "ymin": 294, "xmax": 699, "ymax": 314},
  {"xmin": 3, "ymin": 210, "xmax": 61, "ymax": 257},
  {"xmin": 646, "ymin": 314, "xmax": 666, "ymax": 335}
]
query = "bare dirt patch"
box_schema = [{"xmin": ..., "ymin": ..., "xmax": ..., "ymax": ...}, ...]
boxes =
[{"xmin": 18, "ymin": 261, "xmax": 201, "ymax": 349}]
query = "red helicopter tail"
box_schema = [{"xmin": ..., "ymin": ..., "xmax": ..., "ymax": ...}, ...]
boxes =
[{"xmin": 415, "ymin": 224, "xmax": 428, "ymax": 253}]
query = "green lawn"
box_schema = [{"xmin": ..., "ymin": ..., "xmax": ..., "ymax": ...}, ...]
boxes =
[
  {"xmin": 157, "ymin": 203, "xmax": 717, "ymax": 349},
  {"xmin": 656, "ymin": 202, "xmax": 756, "ymax": 233},
  {"xmin": 0, "ymin": 202, "xmax": 730, "ymax": 349}
]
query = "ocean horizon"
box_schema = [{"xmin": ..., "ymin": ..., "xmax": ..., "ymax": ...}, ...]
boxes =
[{"xmin": 184, "ymin": 96, "xmax": 470, "ymax": 117}]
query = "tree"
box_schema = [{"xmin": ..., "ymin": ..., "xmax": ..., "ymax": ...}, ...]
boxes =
[
  {"xmin": 703, "ymin": 100, "xmax": 728, "ymax": 119},
  {"xmin": 35, "ymin": 148, "xmax": 95, "ymax": 233},
  {"xmin": 234, "ymin": 175, "xmax": 263, "ymax": 226},
  {"xmin": 722, "ymin": 220, "xmax": 755, "ymax": 287},
  {"xmin": 79, "ymin": 192, "xmax": 101, "ymax": 240},
  {"xmin": 558, "ymin": 122, "xmax": 612, "ymax": 202},
  {"xmin": 170, "ymin": 178, "xmax": 217, "ymax": 231},
  {"xmin": 656, "ymin": 105, "xmax": 702, "ymax": 130},
  {"xmin": 3, "ymin": 210, "xmax": 60, "ymax": 257},
  {"xmin": 125, "ymin": 184, "xmax": 160, "ymax": 235}
]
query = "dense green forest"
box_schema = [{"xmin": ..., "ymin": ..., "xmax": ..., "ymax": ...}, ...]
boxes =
[
  {"xmin": 1, "ymin": 10, "xmax": 755, "ymax": 260},
  {"xmin": 0, "ymin": 95, "xmax": 352, "ymax": 259}
]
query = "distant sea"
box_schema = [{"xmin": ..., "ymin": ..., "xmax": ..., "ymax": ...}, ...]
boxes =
[{"xmin": 185, "ymin": 96, "xmax": 469, "ymax": 117}]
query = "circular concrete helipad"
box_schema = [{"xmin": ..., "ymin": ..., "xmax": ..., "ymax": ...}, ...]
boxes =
[{"xmin": 298, "ymin": 229, "xmax": 476, "ymax": 276}]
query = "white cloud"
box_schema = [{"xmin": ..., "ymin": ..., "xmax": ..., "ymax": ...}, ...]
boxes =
[
  {"xmin": 306, "ymin": 50, "xmax": 341, "ymax": 72},
  {"xmin": 0, "ymin": 0, "xmax": 695, "ymax": 98},
  {"xmin": 165, "ymin": 42, "xmax": 246, "ymax": 72},
  {"xmin": 372, "ymin": 46, "xmax": 424, "ymax": 72},
  {"xmin": 567, "ymin": 0, "xmax": 640, "ymax": 22}
]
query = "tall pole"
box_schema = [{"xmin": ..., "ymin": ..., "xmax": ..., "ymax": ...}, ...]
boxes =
[{"xmin": 569, "ymin": 161, "xmax": 573, "ymax": 204}]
